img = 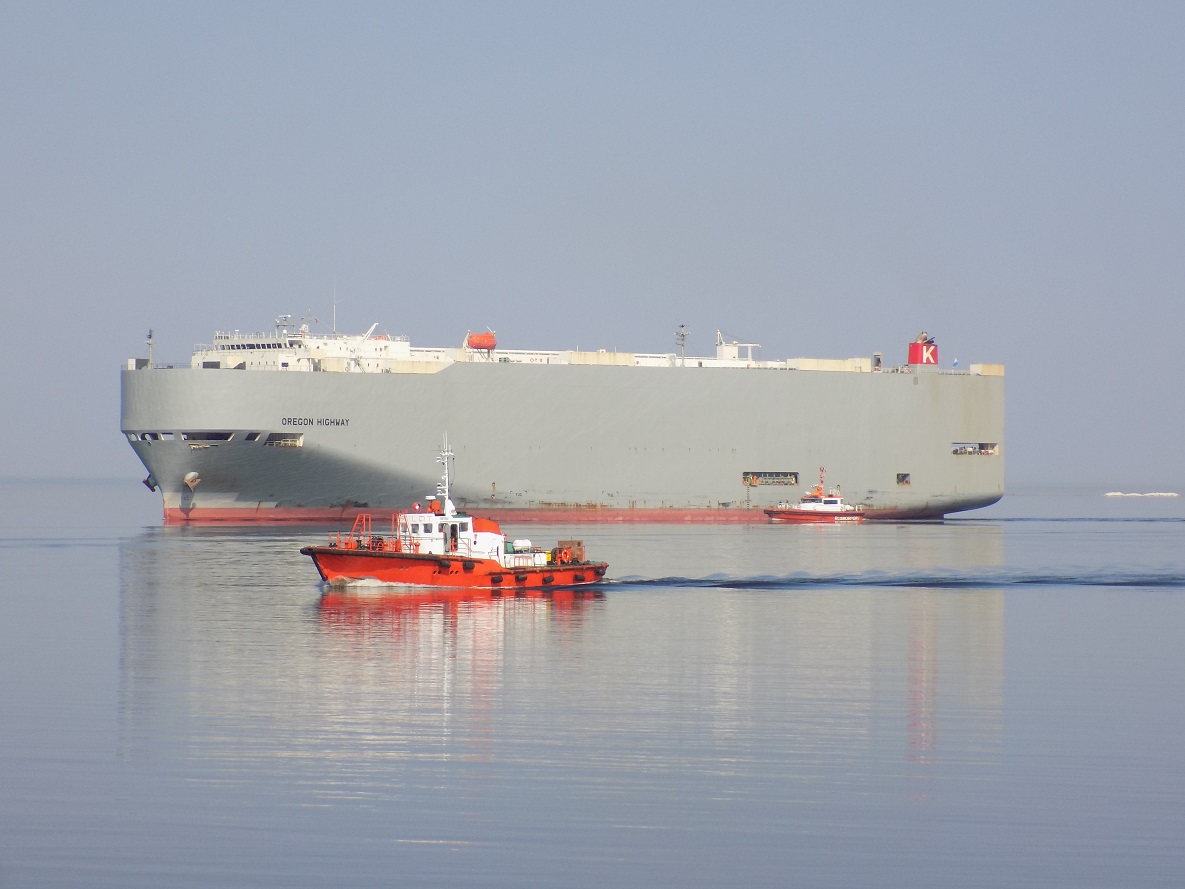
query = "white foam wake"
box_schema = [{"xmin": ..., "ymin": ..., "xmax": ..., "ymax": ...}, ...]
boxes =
[{"xmin": 1103, "ymin": 491, "xmax": 1180, "ymax": 497}]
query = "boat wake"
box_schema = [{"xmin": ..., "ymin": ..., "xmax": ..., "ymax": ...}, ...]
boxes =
[
  {"xmin": 1103, "ymin": 491, "xmax": 1180, "ymax": 497},
  {"xmin": 609, "ymin": 569, "xmax": 1185, "ymax": 590}
]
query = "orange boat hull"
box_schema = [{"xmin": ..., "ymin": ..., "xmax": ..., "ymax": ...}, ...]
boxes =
[{"xmin": 300, "ymin": 546, "xmax": 608, "ymax": 589}]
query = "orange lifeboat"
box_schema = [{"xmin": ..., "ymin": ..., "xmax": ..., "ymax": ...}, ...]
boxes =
[{"xmin": 466, "ymin": 331, "xmax": 496, "ymax": 351}]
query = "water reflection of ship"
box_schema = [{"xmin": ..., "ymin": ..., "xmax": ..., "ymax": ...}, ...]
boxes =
[
  {"xmin": 116, "ymin": 530, "xmax": 609, "ymax": 760},
  {"xmin": 317, "ymin": 588, "xmax": 605, "ymax": 639},
  {"xmin": 899, "ymin": 589, "xmax": 1004, "ymax": 776},
  {"xmin": 313, "ymin": 587, "xmax": 606, "ymax": 765},
  {"xmin": 118, "ymin": 528, "xmax": 1003, "ymax": 781}
]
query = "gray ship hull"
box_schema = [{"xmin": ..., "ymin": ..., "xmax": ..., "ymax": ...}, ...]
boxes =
[{"xmin": 121, "ymin": 360, "xmax": 1004, "ymax": 523}]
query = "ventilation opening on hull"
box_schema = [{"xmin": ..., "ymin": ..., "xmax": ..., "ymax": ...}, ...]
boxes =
[
  {"xmin": 264, "ymin": 433, "xmax": 304, "ymax": 448},
  {"xmin": 951, "ymin": 442, "xmax": 999, "ymax": 456},
  {"xmin": 182, "ymin": 432, "xmax": 234, "ymax": 441},
  {"xmin": 134, "ymin": 432, "xmax": 176, "ymax": 441},
  {"xmin": 742, "ymin": 471, "xmax": 799, "ymax": 487},
  {"xmin": 897, "ymin": 473, "xmax": 911, "ymax": 486},
  {"xmin": 245, "ymin": 432, "xmax": 261, "ymax": 442}
]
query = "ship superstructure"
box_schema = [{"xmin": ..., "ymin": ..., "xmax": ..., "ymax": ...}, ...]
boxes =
[{"xmin": 121, "ymin": 320, "xmax": 1004, "ymax": 524}]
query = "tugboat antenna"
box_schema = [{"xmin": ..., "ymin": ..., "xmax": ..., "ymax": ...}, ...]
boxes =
[{"xmin": 436, "ymin": 435, "xmax": 455, "ymax": 511}]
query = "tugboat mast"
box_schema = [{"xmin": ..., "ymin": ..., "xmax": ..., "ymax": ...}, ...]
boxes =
[{"xmin": 435, "ymin": 436, "xmax": 455, "ymax": 515}]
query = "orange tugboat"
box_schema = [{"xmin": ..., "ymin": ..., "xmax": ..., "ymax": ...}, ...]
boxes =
[
  {"xmin": 300, "ymin": 441, "xmax": 609, "ymax": 589},
  {"xmin": 763, "ymin": 467, "xmax": 865, "ymax": 524}
]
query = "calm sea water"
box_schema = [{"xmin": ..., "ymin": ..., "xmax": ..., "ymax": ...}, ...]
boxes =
[{"xmin": 2, "ymin": 481, "xmax": 1183, "ymax": 888}]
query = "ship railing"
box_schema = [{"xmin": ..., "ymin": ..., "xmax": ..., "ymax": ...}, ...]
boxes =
[
  {"xmin": 124, "ymin": 360, "xmax": 182, "ymax": 369},
  {"xmin": 884, "ymin": 365, "xmax": 973, "ymax": 375}
]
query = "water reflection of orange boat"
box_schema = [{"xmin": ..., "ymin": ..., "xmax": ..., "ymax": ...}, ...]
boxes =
[
  {"xmin": 301, "ymin": 440, "xmax": 609, "ymax": 589},
  {"xmin": 317, "ymin": 587, "xmax": 605, "ymax": 637},
  {"xmin": 763, "ymin": 467, "xmax": 865, "ymax": 524},
  {"xmin": 319, "ymin": 586, "xmax": 603, "ymax": 614}
]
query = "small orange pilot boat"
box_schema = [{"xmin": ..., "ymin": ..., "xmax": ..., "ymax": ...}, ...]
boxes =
[
  {"xmin": 300, "ymin": 441, "xmax": 609, "ymax": 589},
  {"xmin": 763, "ymin": 467, "xmax": 865, "ymax": 524}
]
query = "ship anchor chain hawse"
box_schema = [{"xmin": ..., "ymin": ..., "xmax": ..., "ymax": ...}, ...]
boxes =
[
  {"xmin": 300, "ymin": 439, "xmax": 609, "ymax": 589},
  {"xmin": 121, "ymin": 320, "xmax": 1004, "ymax": 524}
]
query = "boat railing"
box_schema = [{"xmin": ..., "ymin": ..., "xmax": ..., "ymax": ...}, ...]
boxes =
[
  {"xmin": 324, "ymin": 523, "xmax": 492, "ymax": 557},
  {"xmin": 444, "ymin": 538, "xmax": 476, "ymax": 557}
]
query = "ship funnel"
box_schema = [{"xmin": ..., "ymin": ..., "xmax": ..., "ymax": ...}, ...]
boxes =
[{"xmin": 907, "ymin": 335, "xmax": 938, "ymax": 366}]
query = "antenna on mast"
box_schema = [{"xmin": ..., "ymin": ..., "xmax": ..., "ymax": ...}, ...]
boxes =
[
  {"xmin": 675, "ymin": 324, "xmax": 689, "ymax": 364},
  {"xmin": 435, "ymin": 435, "xmax": 456, "ymax": 515},
  {"xmin": 146, "ymin": 329, "xmax": 154, "ymax": 367}
]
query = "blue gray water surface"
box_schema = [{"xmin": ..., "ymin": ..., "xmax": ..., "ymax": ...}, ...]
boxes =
[{"xmin": 2, "ymin": 481, "xmax": 1183, "ymax": 888}]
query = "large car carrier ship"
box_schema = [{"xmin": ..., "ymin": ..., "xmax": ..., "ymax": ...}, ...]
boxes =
[{"xmin": 121, "ymin": 319, "xmax": 1004, "ymax": 524}]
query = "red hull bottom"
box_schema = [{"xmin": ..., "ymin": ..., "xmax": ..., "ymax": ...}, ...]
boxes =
[
  {"xmin": 764, "ymin": 511, "xmax": 864, "ymax": 524},
  {"xmin": 167, "ymin": 504, "xmax": 778, "ymax": 525},
  {"xmin": 300, "ymin": 546, "xmax": 608, "ymax": 590},
  {"xmin": 164, "ymin": 504, "xmax": 939, "ymax": 525}
]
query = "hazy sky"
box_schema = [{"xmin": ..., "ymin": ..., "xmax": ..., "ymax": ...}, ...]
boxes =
[{"xmin": 3, "ymin": 2, "xmax": 1183, "ymax": 490}]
